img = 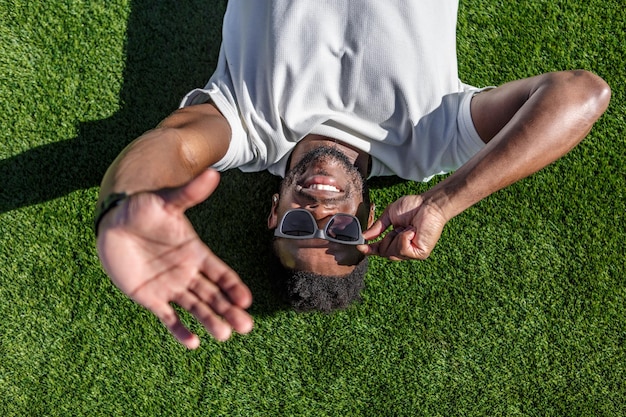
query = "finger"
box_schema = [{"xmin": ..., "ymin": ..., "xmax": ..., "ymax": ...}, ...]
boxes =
[
  {"xmin": 174, "ymin": 290, "xmax": 234, "ymax": 342},
  {"xmin": 189, "ymin": 276, "xmax": 254, "ymax": 335},
  {"xmin": 149, "ymin": 299, "xmax": 201, "ymax": 349},
  {"xmin": 367, "ymin": 228, "xmax": 417, "ymax": 261},
  {"xmin": 201, "ymin": 252, "xmax": 253, "ymax": 309},
  {"xmin": 356, "ymin": 243, "xmax": 377, "ymax": 256},
  {"xmin": 362, "ymin": 213, "xmax": 392, "ymax": 240},
  {"xmin": 359, "ymin": 230, "xmax": 396, "ymax": 258},
  {"xmin": 377, "ymin": 229, "xmax": 401, "ymax": 259},
  {"xmin": 162, "ymin": 169, "xmax": 222, "ymax": 211},
  {"xmin": 358, "ymin": 226, "xmax": 400, "ymax": 256},
  {"xmin": 396, "ymin": 228, "xmax": 420, "ymax": 260}
]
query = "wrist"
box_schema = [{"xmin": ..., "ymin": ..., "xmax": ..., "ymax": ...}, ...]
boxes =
[
  {"xmin": 421, "ymin": 178, "xmax": 469, "ymax": 222},
  {"xmin": 94, "ymin": 192, "xmax": 129, "ymax": 236}
]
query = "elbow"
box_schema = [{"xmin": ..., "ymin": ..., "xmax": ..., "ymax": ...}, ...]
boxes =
[
  {"xmin": 582, "ymin": 71, "xmax": 611, "ymax": 120},
  {"xmin": 540, "ymin": 70, "xmax": 611, "ymax": 144},
  {"xmin": 566, "ymin": 70, "xmax": 611, "ymax": 124}
]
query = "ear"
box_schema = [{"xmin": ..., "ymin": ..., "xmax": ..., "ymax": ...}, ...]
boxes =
[
  {"xmin": 267, "ymin": 193, "xmax": 280, "ymax": 229},
  {"xmin": 367, "ymin": 204, "xmax": 376, "ymax": 228}
]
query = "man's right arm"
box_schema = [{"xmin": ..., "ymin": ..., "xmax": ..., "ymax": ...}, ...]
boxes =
[
  {"xmin": 98, "ymin": 102, "xmax": 231, "ymax": 205},
  {"xmin": 96, "ymin": 103, "xmax": 254, "ymax": 349}
]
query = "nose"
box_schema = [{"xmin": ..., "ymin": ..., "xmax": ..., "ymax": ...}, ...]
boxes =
[{"xmin": 303, "ymin": 203, "xmax": 337, "ymax": 222}]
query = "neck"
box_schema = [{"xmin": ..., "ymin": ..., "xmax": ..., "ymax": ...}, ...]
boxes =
[{"xmin": 289, "ymin": 134, "xmax": 371, "ymax": 177}]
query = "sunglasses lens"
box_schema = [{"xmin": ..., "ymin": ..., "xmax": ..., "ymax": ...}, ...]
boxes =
[
  {"xmin": 281, "ymin": 211, "xmax": 315, "ymax": 236},
  {"xmin": 326, "ymin": 214, "xmax": 361, "ymax": 242}
]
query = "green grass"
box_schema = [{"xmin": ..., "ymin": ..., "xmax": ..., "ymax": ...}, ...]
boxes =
[{"xmin": 1, "ymin": 0, "xmax": 624, "ymax": 415}]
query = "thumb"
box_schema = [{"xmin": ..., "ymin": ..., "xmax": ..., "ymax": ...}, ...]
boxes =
[
  {"xmin": 162, "ymin": 169, "xmax": 221, "ymax": 211},
  {"xmin": 362, "ymin": 210, "xmax": 391, "ymax": 241}
]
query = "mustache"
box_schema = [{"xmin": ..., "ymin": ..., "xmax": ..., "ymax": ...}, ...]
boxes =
[{"xmin": 281, "ymin": 146, "xmax": 364, "ymax": 196}]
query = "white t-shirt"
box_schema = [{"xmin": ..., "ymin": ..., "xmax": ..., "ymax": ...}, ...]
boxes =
[{"xmin": 181, "ymin": 0, "xmax": 486, "ymax": 181}]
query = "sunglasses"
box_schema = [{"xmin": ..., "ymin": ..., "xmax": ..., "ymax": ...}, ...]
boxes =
[{"xmin": 274, "ymin": 209, "xmax": 365, "ymax": 245}]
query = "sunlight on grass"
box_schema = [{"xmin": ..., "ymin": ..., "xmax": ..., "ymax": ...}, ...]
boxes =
[{"xmin": 1, "ymin": 0, "xmax": 624, "ymax": 415}]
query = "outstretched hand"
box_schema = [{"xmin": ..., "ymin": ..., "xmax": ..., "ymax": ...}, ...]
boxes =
[
  {"xmin": 96, "ymin": 169, "xmax": 253, "ymax": 349},
  {"xmin": 357, "ymin": 195, "xmax": 448, "ymax": 261}
]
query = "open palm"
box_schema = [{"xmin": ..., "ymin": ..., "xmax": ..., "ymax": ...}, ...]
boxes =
[{"xmin": 97, "ymin": 170, "xmax": 253, "ymax": 349}]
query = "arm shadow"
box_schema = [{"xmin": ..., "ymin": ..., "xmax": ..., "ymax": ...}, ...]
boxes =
[
  {"xmin": 0, "ymin": 0, "xmax": 287, "ymax": 315},
  {"xmin": 1, "ymin": 0, "xmax": 228, "ymax": 213}
]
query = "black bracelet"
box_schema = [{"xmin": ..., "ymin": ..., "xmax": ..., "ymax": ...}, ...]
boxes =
[{"xmin": 94, "ymin": 192, "xmax": 128, "ymax": 236}]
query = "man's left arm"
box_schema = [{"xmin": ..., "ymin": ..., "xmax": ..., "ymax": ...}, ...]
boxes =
[{"xmin": 359, "ymin": 70, "xmax": 611, "ymax": 260}]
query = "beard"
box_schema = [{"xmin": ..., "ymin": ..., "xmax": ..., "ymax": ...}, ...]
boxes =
[{"xmin": 279, "ymin": 146, "xmax": 366, "ymax": 203}]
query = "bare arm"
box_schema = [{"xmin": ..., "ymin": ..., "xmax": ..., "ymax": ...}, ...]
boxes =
[
  {"xmin": 428, "ymin": 70, "xmax": 611, "ymax": 220},
  {"xmin": 360, "ymin": 70, "xmax": 611, "ymax": 260},
  {"xmin": 96, "ymin": 102, "xmax": 253, "ymax": 348},
  {"xmin": 98, "ymin": 102, "xmax": 231, "ymax": 205}
]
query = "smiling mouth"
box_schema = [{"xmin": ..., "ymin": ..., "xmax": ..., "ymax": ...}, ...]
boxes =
[
  {"xmin": 297, "ymin": 183, "xmax": 341, "ymax": 192},
  {"xmin": 295, "ymin": 183, "xmax": 344, "ymax": 200},
  {"xmin": 295, "ymin": 177, "xmax": 346, "ymax": 201}
]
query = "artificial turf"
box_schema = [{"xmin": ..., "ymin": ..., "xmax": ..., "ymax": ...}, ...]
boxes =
[{"xmin": 1, "ymin": 0, "xmax": 624, "ymax": 415}]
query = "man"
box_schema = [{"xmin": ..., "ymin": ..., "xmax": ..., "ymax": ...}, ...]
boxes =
[{"xmin": 95, "ymin": 1, "xmax": 610, "ymax": 349}]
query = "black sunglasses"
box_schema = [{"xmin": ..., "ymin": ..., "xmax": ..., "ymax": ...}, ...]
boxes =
[{"xmin": 274, "ymin": 209, "xmax": 365, "ymax": 245}]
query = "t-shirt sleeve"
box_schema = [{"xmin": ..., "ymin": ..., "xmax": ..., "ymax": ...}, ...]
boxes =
[{"xmin": 179, "ymin": 87, "xmax": 257, "ymax": 172}]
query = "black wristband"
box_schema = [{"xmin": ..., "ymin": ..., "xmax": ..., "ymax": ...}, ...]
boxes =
[{"xmin": 94, "ymin": 192, "xmax": 128, "ymax": 236}]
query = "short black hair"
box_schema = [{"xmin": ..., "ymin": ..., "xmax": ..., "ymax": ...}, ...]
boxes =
[{"xmin": 273, "ymin": 256, "xmax": 368, "ymax": 312}]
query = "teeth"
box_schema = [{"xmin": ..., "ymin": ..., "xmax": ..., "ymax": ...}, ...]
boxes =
[{"xmin": 308, "ymin": 184, "xmax": 340, "ymax": 192}]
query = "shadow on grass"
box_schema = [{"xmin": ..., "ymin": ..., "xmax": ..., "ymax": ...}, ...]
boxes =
[
  {"xmin": 0, "ymin": 0, "xmax": 287, "ymax": 315},
  {"xmin": 0, "ymin": 0, "xmax": 225, "ymax": 212}
]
